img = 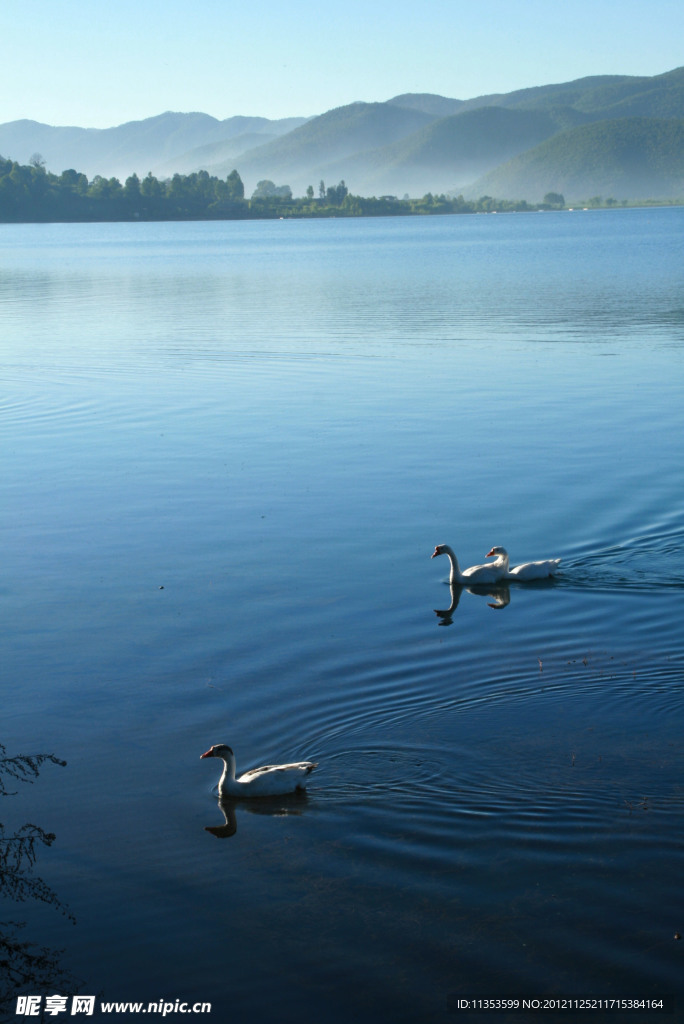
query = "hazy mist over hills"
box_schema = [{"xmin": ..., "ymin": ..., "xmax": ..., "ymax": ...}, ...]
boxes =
[
  {"xmin": 2, "ymin": 66, "xmax": 684, "ymax": 201},
  {"xmin": 0, "ymin": 113, "xmax": 308, "ymax": 184}
]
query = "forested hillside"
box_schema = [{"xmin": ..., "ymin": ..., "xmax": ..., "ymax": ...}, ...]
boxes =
[{"xmin": 469, "ymin": 117, "xmax": 684, "ymax": 202}]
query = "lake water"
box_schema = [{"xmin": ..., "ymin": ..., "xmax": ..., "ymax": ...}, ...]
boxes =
[{"xmin": 2, "ymin": 209, "xmax": 683, "ymax": 1023}]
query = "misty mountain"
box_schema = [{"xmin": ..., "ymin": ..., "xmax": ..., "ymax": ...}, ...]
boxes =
[
  {"xmin": 467, "ymin": 117, "xmax": 684, "ymax": 202},
  {"xmin": 150, "ymin": 131, "xmax": 292, "ymax": 178},
  {"xmin": 208, "ymin": 102, "xmax": 435, "ymax": 191},
  {"xmin": 385, "ymin": 93, "xmax": 465, "ymax": 118},
  {"xmin": 454, "ymin": 74, "xmax": 633, "ymax": 114},
  {"xmin": 1, "ymin": 66, "xmax": 684, "ymax": 201},
  {"xmin": 344, "ymin": 106, "xmax": 590, "ymax": 197},
  {"xmin": 0, "ymin": 112, "xmax": 308, "ymax": 181}
]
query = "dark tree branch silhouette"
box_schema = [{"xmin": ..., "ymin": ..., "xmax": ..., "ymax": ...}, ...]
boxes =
[{"xmin": 0, "ymin": 744, "xmax": 80, "ymax": 1017}]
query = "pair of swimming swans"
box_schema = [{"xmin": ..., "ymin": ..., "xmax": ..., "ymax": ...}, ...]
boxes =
[{"xmin": 431, "ymin": 543, "xmax": 561, "ymax": 584}]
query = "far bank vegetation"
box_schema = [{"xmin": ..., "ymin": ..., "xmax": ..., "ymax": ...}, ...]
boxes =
[{"xmin": 0, "ymin": 157, "xmax": 680, "ymax": 223}]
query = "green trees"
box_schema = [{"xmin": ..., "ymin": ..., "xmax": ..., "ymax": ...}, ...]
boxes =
[
  {"xmin": 0, "ymin": 159, "xmax": 54, "ymax": 219},
  {"xmin": 60, "ymin": 168, "xmax": 88, "ymax": 193},
  {"xmin": 226, "ymin": 169, "xmax": 244, "ymax": 199},
  {"xmin": 89, "ymin": 175, "xmax": 123, "ymax": 201},
  {"xmin": 542, "ymin": 191, "xmax": 565, "ymax": 207},
  {"xmin": 0, "ymin": 161, "xmax": 249, "ymax": 222},
  {"xmin": 326, "ymin": 180, "xmax": 348, "ymax": 204},
  {"xmin": 251, "ymin": 180, "xmax": 292, "ymax": 200}
]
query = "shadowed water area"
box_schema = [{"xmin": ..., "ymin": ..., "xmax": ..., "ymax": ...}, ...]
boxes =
[{"xmin": 2, "ymin": 209, "xmax": 683, "ymax": 1022}]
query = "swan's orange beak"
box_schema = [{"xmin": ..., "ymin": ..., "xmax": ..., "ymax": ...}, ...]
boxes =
[
  {"xmin": 485, "ymin": 549, "xmax": 496, "ymax": 557},
  {"xmin": 431, "ymin": 548, "xmax": 440, "ymax": 559},
  {"xmin": 200, "ymin": 748, "xmax": 215, "ymax": 759}
]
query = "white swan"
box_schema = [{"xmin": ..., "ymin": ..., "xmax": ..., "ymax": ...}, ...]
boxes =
[
  {"xmin": 485, "ymin": 546, "xmax": 561, "ymax": 580},
  {"xmin": 431, "ymin": 544, "xmax": 507, "ymax": 585},
  {"xmin": 201, "ymin": 744, "xmax": 318, "ymax": 798}
]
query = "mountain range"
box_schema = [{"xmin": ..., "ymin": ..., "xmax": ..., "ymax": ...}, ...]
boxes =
[{"xmin": 2, "ymin": 66, "xmax": 684, "ymax": 202}]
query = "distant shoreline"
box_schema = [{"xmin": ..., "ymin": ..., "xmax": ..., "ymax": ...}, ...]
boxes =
[
  {"xmin": 1, "ymin": 156, "xmax": 682, "ymax": 224},
  {"xmin": 2, "ymin": 200, "xmax": 683, "ymax": 225},
  {"xmin": 2, "ymin": 196, "xmax": 683, "ymax": 226}
]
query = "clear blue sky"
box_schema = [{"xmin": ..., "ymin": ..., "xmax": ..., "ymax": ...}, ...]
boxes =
[{"xmin": 3, "ymin": 0, "xmax": 683, "ymax": 127}]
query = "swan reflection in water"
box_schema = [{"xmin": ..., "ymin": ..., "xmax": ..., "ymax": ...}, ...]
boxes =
[
  {"xmin": 434, "ymin": 576, "xmax": 561, "ymax": 625},
  {"xmin": 434, "ymin": 582, "xmax": 511, "ymax": 625},
  {"xmin": 205, "ymin": 793, "xmax": 311, "ymax": 839}
]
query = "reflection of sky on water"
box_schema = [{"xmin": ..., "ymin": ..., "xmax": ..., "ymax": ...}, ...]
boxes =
[{"xmin": 1, "ymin": 210, "xmax": 683, "ymax": 1019}]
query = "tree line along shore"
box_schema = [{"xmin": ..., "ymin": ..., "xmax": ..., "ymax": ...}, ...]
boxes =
[{"xmin": 0, "ymin": 157, "xmax": 680, "ymax": 222}]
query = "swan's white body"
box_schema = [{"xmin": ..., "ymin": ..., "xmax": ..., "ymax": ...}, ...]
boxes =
[
  {"xmin": 201, "ymin": 744, "xmax": 317, "ymax": 798},
  {"xmin": 485, "ymin": 546, "xmax": 561, "ymax": 580},
  {"xmin": 431, "ymin": 544, "xmax": 507, "ymax": 585}
]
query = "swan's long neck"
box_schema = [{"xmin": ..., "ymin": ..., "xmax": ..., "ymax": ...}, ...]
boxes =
[
  {"xmin": 493, "ymin": 551, "xmax": 509, "ymax": 572},
  {"xmin": 442, "ymin": 545, "xmax": 462, "ymax": 584},
  {"xmin": 219, "ymin": 752, "xmax": 237, "ymax": 791}
]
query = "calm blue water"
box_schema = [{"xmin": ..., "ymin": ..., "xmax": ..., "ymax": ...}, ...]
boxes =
[{"xmin": 2, "ymin": 209, "xmax": 684, "ymax": 1022}]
